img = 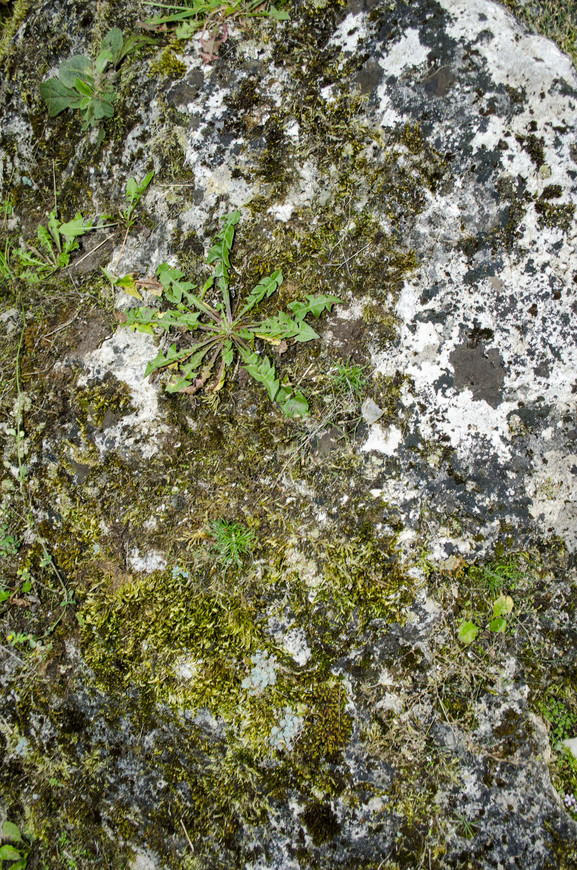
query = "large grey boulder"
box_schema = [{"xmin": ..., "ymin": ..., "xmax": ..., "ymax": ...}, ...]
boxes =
[{"xmin": 0, "ymin": 0, "xmax": 576, "ymax": 867}]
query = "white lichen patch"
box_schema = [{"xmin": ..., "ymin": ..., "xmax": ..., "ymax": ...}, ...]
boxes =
[
  {"xmin": 77, "ymin": 328, "xmax": 169, "ymax": 458},
  {"xmin": 361, "ymin": 423, "xmax": 403, "ymax": 456},
  {"xmin": 441, "ymin": 0, "xmax": 577, "ymax": 96},
  {"xmin": 328, "ymin": 11, "xmax": 371, "ymax": 55},
  {"xmin": 128, "ymin": 548, "xmax": 167, "ymax": 574},
  {"xmin": 378, "ymin": 27, "xmax": 430, "ymax": 78}
]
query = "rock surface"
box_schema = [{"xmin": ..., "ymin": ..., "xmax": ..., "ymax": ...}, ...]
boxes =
[{"xmin": 0, "ymin": 0, "xmax": 576, "ymax": 868}]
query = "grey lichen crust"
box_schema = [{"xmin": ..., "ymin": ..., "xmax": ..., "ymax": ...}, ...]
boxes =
[{"xmin": 0, "ymin": 0, "xmax": 577, "ymax": 868}]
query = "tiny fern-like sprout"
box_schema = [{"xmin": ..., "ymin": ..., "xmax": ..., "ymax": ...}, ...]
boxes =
[
  {"xmin": 125, "ymin": 212, "xmax": 342, "ymax": 416},
  {"xmin": 209, "ymin": 519, "xmax": 254, "ymax": 569}
]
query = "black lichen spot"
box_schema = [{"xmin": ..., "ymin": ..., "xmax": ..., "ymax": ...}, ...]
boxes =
[{"xmin": 450, "ymin": 342, "xmax": 505, "ymax": 408}]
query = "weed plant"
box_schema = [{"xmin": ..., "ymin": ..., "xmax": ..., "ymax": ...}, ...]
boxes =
[
  {"xmin": 40, "ymin": 28, "xmax": 154, "ymax": 142},
  {"xmin": 329, "ymin": 358, "xmax": 368, "ymax": 396},
  {"xmin": 145, "ymin": 0, "xmax": 288, "ymax": 56},
  {"xmin": 126, "ymin": 210, "xmax": 341, "ymax": 416},
  {"xmin": 0, "ymin": 819, "xmax": 30, "ymax": 867},
  {"xmin": 209, "ymin": 519, "xmax": 254, "ymax": 569}
]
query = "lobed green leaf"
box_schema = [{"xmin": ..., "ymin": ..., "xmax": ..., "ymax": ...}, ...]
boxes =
[
  {"xmin": 206, "ymin": 210, "xmax": 240, "ymax": 271},
  {"xmin": 238, "ymin": 348, "xmax": 280, "ymax": 403},
  {"xmin": 2, "ymin": 821, "xmax": 22, "ymax": 843},
  {"xmin": 255, "ymin": 312, "xmax": 318, "ymax": 343},
  {"xmin": 59, "ymin": 212, "xmax": 92, "ymax": 239},
  {"xmin": 100, "ymin": 27, "xmax": 124, "ymax": 63},
  {"xmin": 238, "ymin": 270, "xmax": 283, "ymax": 317},
  {"xmin": 287, "ymin": 293, "xmax": 342, "ymax": 321},
  {"xmin": 267, "ymin": 5, "xmax": 290, "ymax": 19},
  {"xmin": 0, "ymin": 844, "xmax": 22, "ymax": 861},
  {"xmin": 278, "ymin": 390, "xmax": 309, "ymax": 417}
]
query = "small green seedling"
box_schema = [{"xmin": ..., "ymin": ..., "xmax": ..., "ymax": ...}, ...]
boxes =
[
  {"xmin": 457, "ymin": 620, "xmax": 479, "ymax": 644},
  {"xmin": 17, "ymin": 210, "xmax": 101, "ymax": 282},
  {"xmin": 458, "ymin": 594, "xmax": 515, "ymax": 644},
  {"xmin": 488, "ymin": 593, "xmax": 514, "ymax": 633},
  {"xmin": 209, "ymin": 519, "xmax": 254, "ymax": 569},
  {"xmin": 102, "ymin": 171, "xmax": 155, "ymax": 288},
  {"xmin": 329, "ymin": 358, "xmax": 368, "ymax": 395},
  {"xmin": 125, "ymin": 210, "xmax": 341, "ymax": 416},
  {"xmin": 0, "ymin": 524, "xmax": 19, "ymax": 557},
  {"xmin": 123, "ymin": 171, "xmax": 155, "ymax": 227},
  {"xmin": 0, "ymin": 819, "xmax": 30, "ymax": 868},
  {"xmin": 40, "ymin": 28, "xmax": 154, "ymax": 140},
  {"xmin": 105, "ymin": 171, "xmax": 155, "ymax": 279},
  {"xmin": 7, "ymin": 632, "xmax": 37, "ymax": 649}
]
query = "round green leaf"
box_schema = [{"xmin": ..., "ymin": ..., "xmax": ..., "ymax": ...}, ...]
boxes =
[
  {"xmin": 0, "ymin": 844, "xmax": 22, "ymax": 860},
  {"xmin": 457, "ymin": 620, "xmax": 479, "ymax": 644},
  {"xmin": 492, "ymin": 594, "xmax": 514, "ymax": 619},
  {"xmin": 2, "ymin": 820, "xmax": 23, "ymax": 842}
]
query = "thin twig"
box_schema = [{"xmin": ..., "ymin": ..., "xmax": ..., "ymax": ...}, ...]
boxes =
[
  {"xmin": 180, "ymin": 820, "xmax": 194, "ymax": 853},
  {"xmin": 114, "ymin": 222, "xmax": 132, "ymax": 270},
  {"xmin": 52, "ymin": 159, "xmax": 58, "ymax": 213},
  {"xmin": 0, "ymin": 643, "xmax": 25, "ymax": 665},
  {"xmin": 327, "ymin": 242, "xmax": 372, "ymax": 268},
  {"xmin": 43, "ymin": 309, "xmax": 80, "ymax": 338},
  {"xmin": 69, "ymin": 233, "xmax": 115, "ymax": 269}
]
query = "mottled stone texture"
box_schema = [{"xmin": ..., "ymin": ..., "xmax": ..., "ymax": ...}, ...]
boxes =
[{"xmin": 0, "ymin": 0, "xmax": 576, "ymax": 868}]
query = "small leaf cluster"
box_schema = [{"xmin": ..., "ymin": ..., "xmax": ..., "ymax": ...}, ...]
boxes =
[
  {"xmin": 457, "ymin": 593, "xmax": 514, "ymax": 644},
  {"xmin": 125, "ymin": 211, "xmax": 341, "ymax": 416},
  {"xmin": 540, "ymin": 695, "xmax": 577, "ymax": 746},
  {"xmin": 0, "ymin": 523, "xmax": 19, "ymax": 557},
  {"xmin": 0, "ymin": 820, "xmax": 30, "ymax": 869},
  {"xmin": 39, "ymin": 28, "xmax": 153, "ymax": 138},
  {"xmin": 16, "ymin": 210, "xmax": 100, "ymax": 282}
]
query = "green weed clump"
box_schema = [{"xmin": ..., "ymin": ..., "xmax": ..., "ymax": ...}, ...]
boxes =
[
  {"xmin": 126, "ymin": 210, "xmax": 341, "ymax": 416},
  {"xmin": 209, "ymin": 519, "xmax": 254, "ymax": 569},
  {"xmin": 145, "ymin": 0, "xmax": 289, "ymax": 61}
]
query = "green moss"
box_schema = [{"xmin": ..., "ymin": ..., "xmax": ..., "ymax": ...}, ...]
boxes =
[
  {"xmin": 150, "ymin": 47, "xmax": 187, "ymax": 80},
  {"xmin": 0, "ymin": 0, "xmax": 33, "ymax": 68},
  {"xmin": 73, "ymin": 378, "xmax": 134, "ymax": 428},
  {"xmin": 534, "ymin": 199, "xmax": 575, "ymax": 231},
  {"xmin": 317, "ymin": 532, "xmax": 416, "ymax": 628},
  {"xmin": 81, "ymin": 570, "xmax": 261, "ymax": 707}
]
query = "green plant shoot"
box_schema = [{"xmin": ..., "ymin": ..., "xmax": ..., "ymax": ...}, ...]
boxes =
[
  {"xmin": 39, "ymin": 29, "xmax": 154, "ymax": 139},
  {"xmin": 145, "ymin": 0, "xmax": 289, "ymax": 43},
  {"xmin": 16, "ymin": 210, "xmax": 101, "ymax": 282},
  {"xmin": 209, "ymin": 519, "xmax": 254, "ymax": 569}
]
